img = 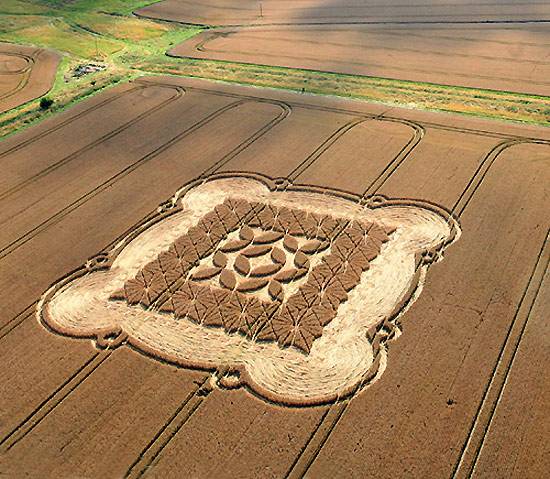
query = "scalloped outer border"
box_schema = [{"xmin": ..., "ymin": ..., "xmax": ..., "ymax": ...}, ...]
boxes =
[{"xmin": 37, "ymin": 172, "xmax": 460, "ymax": 407}]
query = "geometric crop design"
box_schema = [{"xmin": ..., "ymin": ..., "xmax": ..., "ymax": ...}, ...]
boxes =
[
  {"xmin": 39, "ymin": 175, "xmax": 460, "ymax": 406},
  {"xmin": 110, "ymin": 198, "xmax": 394, "ymax": 353}
]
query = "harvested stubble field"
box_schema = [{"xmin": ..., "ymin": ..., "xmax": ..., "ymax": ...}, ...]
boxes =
[
  {"xmin": 0, "ymin": 76, "xmax": 548, "ymax": 478},
  {"xmin": 160, "ymin": 0, "xmax": 550, "ymax": 98},
  {"xmin": 170, "ymin": 23, "xmax": 550, "ymax": 96},
  {"xmin": 136, "ymin": 0, "xmax": 550, "ymax": 26},
  {"xmin": 0, "ymin": 42, "xmax": 59, "ymax": 114}
]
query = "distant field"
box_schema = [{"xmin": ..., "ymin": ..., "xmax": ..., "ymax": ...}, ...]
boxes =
[
  {"xmin": 136, "ymin": 0, "xmax": 550, "ymax": 26},
  {"xmin": 171, "ymin": 24, "xmax": 550, "ymax": 96},
  {"xmin": 0, "ymin": 43, "xmax": 60, "ymax": 113},
  {"xmin": 0, "ymin": 0, "xmax": 200, "ymax": 136},
  {"xmin": 0, "ymin": 0, "xmax": 548, "ymax": 137},
  {"xmin": 139, "ymin": 0, "xmax": 550, "ymax": 126}
]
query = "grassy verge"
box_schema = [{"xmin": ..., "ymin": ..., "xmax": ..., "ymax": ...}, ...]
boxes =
[
  {"xmin": 0, "ymin": 70, "xmax": 129, "ymax": 139},
  {"xmin": 140, "ymin": 57, "xmax": 550, "ymax": 125},
  {"xmin": 0, "ymin": 1, "xmax": 201, "ymax": 137},
  {"xmin": 0, "ymin": 0, "xmax": 548, "ymax": 139}
]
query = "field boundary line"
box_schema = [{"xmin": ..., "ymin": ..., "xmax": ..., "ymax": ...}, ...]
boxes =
[
  {"xmin": 133, "ymin": 5, "xmax": 550, "ymax": 29},
  {"xmin": 182, "ymin": 32, "xmax": 550, "ymax": 90},
  {"xmin": 199, "ymin": 26, "xmax": 550, "ymax": 50},
  {"xmin": 139, "ymin": 80, "xmax": 550, "ymax": 143}
]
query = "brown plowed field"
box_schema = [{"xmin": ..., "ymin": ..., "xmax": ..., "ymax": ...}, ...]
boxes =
[
  {"xmin": 0, "ymin": 76, "xmax": 548, "ymax": 478},
  {"xmin": 0, "ymin": 43, "xmax": 60, "ymax": 114},
  {"xmin": 170, "ymin": 24, "xmax": 550, "ymax": 95},
  {"xmin": 135, "ymin": 0, "xmax": 550, "ymax": 26}
]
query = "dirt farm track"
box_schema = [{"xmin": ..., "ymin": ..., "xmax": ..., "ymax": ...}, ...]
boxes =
[
  {"xmin": 0, "ymin": 75, "xmax": 548, "ymax": 478},
  {"xmin": 0, "ymin": 43, "xmax": 60, "ymax": 114}
]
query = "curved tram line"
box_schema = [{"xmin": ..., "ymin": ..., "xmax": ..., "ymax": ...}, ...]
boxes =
[
  {"xmin": 0, "ymin": 81, "xmax": 548, "ymax": 479},
  {"xmin": 285, "ymin": 137, "xmax": 550, "ymax": 479},
  {"xmin": 0, "ymin": 51, "xmax": 34, "ymax": 104},
  {"xmin": 0, "ymin": 93, "xmax": 293, "ymax": 455}
]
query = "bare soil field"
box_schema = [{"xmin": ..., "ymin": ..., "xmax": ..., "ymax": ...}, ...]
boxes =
[
  {"xmin": 170, "ymin": 23, "xmax": 550, "ymax": 96},
  {"xmin": 136, "ymin": 0, "xmax": 550, "ymax": 26},
  {"xmin": 0, "ymin": 76, "xmax": 548, "ymax": 478},
  {"xmin": 0, "ymin": 43, "xmax": 60, "ymax": 114}
]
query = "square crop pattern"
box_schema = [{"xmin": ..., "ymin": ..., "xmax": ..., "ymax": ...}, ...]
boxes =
[{"xmin": 111, "ymin": 198, "xmax": 394, "ymax": 353}]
